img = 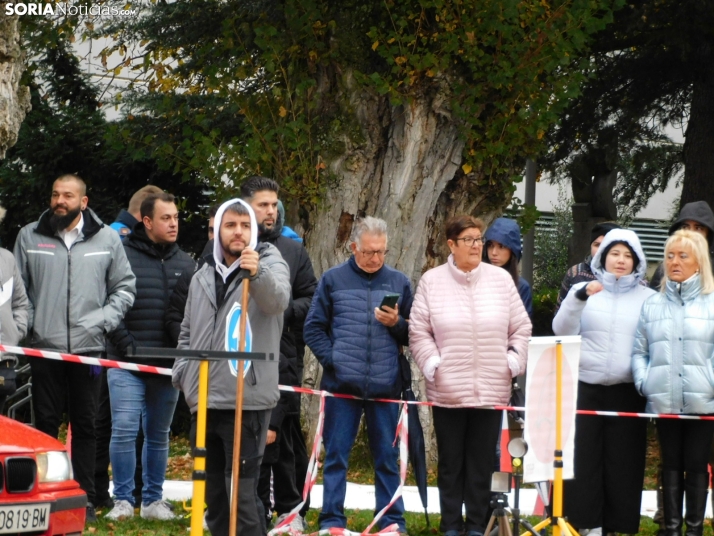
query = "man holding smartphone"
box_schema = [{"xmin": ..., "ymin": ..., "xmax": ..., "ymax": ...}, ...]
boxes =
[{"xmin": 304, "ymin": 216, "xmax": 413, "ymax": 535}]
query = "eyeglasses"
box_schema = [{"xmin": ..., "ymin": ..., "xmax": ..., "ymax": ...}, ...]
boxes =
[
  {"xmin": 454, "ymin": 236, "xmax": 485, "ymax": 247},
  {"xmin": 359, "ymin": 249, "xmax": 389, "ymax": 258}
]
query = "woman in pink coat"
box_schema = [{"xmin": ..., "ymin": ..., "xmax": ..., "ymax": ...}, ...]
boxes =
[{"xmin": 410, "ymin": 215, "xmax": 531, "ymax": 536}]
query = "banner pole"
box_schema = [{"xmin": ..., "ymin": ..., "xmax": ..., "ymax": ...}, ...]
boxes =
[
  {"xmin": 229, "ymin": 278, "xmax": 250, "ymax": 536},
  {"xmin": 552, "ymin": 341, "xmax": 564, "ymax": 536},
  {"xmin": 190, "ymin": 359, "xmax": 210, "ymax": 536}
]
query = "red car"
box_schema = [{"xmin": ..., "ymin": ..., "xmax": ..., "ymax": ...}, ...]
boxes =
[{"xmin": 0, "ymin": 416, "xmax": 86, "ymax": 536}]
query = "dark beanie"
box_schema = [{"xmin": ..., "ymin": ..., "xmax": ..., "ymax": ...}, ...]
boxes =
[
  {"xmin": 591, "ymin": 222, "xmax": 621, "ymax": 244},
  {"xmin": 599, "ymin": 240, "xmax": 640, "ymax": 272}
]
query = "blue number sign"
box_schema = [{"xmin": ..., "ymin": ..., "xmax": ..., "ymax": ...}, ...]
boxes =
[{"xmin": 225, "ymin": 301, "xmax": 252, "ymax": 378}]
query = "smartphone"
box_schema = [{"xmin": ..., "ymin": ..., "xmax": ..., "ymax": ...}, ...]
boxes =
[{"xmin": 379, "ymin": 293, "xmax": 400, "ymax": 311}]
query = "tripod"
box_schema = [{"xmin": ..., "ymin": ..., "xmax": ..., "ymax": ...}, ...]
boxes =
[
  {"xmin": 484, "ymin": 482, "xmax": 542, "ymax": 536},
  {"xmin": 485, "ymin": 493, "xmax": 513, "ymax": 536}
]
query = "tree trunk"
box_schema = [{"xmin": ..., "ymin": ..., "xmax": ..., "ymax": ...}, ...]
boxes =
[
  {"xmin": 301, "ymin": 76, "xmax": 509, "ymax": 467},
  {"xmin": 681, "ymin": 62, "xmax": 714, "ymax": 209},
  {"xmin": 0, "ymin": 7, "xmax": 30, "ymax": 159}
]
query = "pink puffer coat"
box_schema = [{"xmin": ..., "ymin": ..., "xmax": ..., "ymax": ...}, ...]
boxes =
[{"xmin": 409, "ymin": 256, "xmax": 532, "ymax": 408}]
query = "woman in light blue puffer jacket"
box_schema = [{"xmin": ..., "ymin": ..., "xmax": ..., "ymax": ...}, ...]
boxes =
[
  {"xmin": 554, "ymin": 228, "xmax": 654, "ymax": 535},
  {"xmin": 632, "ymin": 230, "xmax": 714, "ymax": 536}
]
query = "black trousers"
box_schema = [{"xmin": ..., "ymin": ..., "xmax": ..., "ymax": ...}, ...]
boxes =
[
  {"xmin": 563, "ymin": 381, "xmax": 647, "ymax": 533},
  {"xmin": 258, "ymin": 414, "xmax": 302, "ymax": 519},
  {"xmin": 191, "ymin": 409, "xmax": 270, "ymax": 536},
  {"xmin": 432, "ymin": 406, "xmax": 501, "ymax": 533},
  {"xmin": 31, "ymin": 356, "xmax": 102, "ymax": 503},
  {"xmin": 94, "ymin": 368, "xmax": 144, "ymax": 505},
  {"xmin": 657, "ymin": 418, "xmax": 714, "ymax": 473}
]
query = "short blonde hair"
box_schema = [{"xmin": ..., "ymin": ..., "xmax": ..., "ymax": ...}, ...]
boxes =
[
  {"xmin": 128, "ymin": 185, "xmax": 164, "ymax": 215},
  {"xmin": 662, "ymin": 230, "xmax": 714, "ymax": 294}
]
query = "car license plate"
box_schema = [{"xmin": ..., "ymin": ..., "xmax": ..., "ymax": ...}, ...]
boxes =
[{"xmin": 0, "ymin": 503, "xmax": 50, "ymax": 534}]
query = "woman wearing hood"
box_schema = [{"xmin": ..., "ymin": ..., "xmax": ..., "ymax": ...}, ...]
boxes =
[
  {"xmin": 633, "ymin": 230, "xmax": 714, "ymax": 536},
  {"xmin": 650, "ymin": 200, "xmax": 714, "ymax": 290},
  {"xmin": 483, "ymin": 217, "xmax": 533, "ymax": 317},
  {"xmin": 553, "ymin": 229, "xmax": 655, "ymax": 536}
]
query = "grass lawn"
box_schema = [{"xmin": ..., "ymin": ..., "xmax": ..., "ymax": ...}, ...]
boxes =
[
  {"xmin": 84, "ymin": 504, "xmax": 683, "ymax": 536},
  {"xmin": 86, "ymin": 417, "xmax": 678, "ymax": 535}
]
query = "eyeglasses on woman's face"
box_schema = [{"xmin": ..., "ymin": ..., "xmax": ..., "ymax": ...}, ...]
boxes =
[{"xmin": 454, "ymin": 236, "xmax": 485, "ymax": 247}]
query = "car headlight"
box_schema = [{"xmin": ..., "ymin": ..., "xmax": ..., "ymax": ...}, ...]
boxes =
[{"xmin": 36, "ymin": 451, "xmax": 73, "ymax": 483}]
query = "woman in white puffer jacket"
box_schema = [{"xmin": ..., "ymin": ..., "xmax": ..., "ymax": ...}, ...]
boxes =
[{"xmin": 553, "ymin": 228, "xmax": 654, "ymax": 536}]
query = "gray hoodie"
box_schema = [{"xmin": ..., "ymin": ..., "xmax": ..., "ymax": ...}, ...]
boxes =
[
  {"xmin": 172, "ymin": 201, "xmax": 290, "ymax": 412},
  {"xmin": 13, "ymin": 208, "xmax": 136, "ymax": 354},
  {"xmin": 0, "ymin": 248, "xmax": 30, "ymax": 365}
]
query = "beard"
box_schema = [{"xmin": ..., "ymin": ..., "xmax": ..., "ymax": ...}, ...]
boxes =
[{"xmin": 49, "ymin": 206, "xmax": 81, "ymax": 233}]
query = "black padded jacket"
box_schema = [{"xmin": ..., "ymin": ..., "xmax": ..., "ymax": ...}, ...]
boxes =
[{"xmin": 106, "ymin": 224, "xmax": 196, "ymax": 370}]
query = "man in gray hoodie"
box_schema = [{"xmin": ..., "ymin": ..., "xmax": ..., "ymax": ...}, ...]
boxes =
[
  {"xmin": 172, "ymin": 199, "xmax": 290, "ymax": 536},
  {"xmin": 14, "ymin": 174, "xmax": 136, "ymax": 522}
]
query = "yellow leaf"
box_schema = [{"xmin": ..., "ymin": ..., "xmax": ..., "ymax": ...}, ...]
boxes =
[
  {"xmin": 279, "ymin": 106, "xmax": 287, "ymax": 118},
  {"xmin": 462, "ymin": 164, "xmax": 473, "ymax": 174},
  {"xmin": 372, "ymin": 41, "xmax": 379, "ymax": 51},
  {"xmin": 395, "ymin": 56, "xmax": 407, "ymax": 65},
  {"xmin": 537, "ymin": 130, "xmax": 545, "ymax": 140}
]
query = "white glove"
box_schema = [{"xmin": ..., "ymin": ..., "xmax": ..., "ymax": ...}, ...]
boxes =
[
  {"xmin": 507, "ymin": 352, "xmax": 521, "ymax": 378},
  {"xmin": 422, "ymin": 355, "xmax": 441, "ymax": 382}
]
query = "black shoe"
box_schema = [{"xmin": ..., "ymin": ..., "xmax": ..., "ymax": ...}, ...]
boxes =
[
  {"xmin": 86, "ymin": 503, "xmax": 97, "ymax": 523},
  {"xmin": 95, "ymin": 497, "xmax": 115, "ymax": 510}
]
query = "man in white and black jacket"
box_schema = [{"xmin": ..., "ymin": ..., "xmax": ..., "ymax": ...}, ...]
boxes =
[
  {"xmin": 240, "ymin": 176, "xmax": 317, "ymax": 531},
  {"xmin": 104, "ymin": 192, "xmax": 195, "ymax": 521},
  {"xmin": 14, "ymin": 174, "xmax": 136, "ymax": 521}
]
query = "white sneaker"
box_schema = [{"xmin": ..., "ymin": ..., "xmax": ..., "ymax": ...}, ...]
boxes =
[
  {"xmin": 105, "ymin": 499, "xmax": 134, "ymax": 520},
  {"xmin": 204, "ymin": 511, "xmax": 209, "ymax": 530},
  {"xmin": 141, "ymin": 500, "xmax": 177, "ymax": 521},
  {"xmin": 580, "ymin": 529, "xmax": 602, "ymax": 536},
  {"xmin": 276, "ymin": 513, "xmax": 304, "ymax": 532}
]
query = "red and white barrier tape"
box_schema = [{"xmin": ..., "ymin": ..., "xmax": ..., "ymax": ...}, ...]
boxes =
[
  {"xmin": 6, "ymin": 343, "xmax": 714, "ymax": 422},
  {"xmin": 0, "ymin": 344, "xmax": 172, "ymax": 375}
]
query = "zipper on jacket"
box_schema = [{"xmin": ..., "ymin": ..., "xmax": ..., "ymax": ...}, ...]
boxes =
[
  {"xmin": 365, "ymin": 275, "xmax": 372, "ymax": 396},
  {"xmin": 66, "ymin": 246, "xmax": 72, "ymax": 353}
]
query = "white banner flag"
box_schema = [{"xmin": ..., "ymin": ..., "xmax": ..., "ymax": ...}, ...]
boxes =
[{"xmin": 523, "ymin": 336, "xmax": 581, "ymax": 483}]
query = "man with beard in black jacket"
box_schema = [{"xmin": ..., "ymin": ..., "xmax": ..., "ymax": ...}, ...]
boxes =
[
  {"xmin": 104, "ymin": 192, "xmax": 196, "ymax": 521},
  {"xmin": 240, "ymin": 176, "xmax": 317, "ymax": 532}
]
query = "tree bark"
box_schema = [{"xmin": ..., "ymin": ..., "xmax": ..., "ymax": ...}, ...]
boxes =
[
  {"xmin": 301, "ymin": 75, "xmax": 509, "ymax": 467},
  {"xmin": 0, "ymin": 6, "xmax": 30, "ymax": 159}
]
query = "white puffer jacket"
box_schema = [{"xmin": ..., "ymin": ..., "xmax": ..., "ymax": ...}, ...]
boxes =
[{"xmin": 552, "ymin": 229, "xmax": 655, "ymax": 385}]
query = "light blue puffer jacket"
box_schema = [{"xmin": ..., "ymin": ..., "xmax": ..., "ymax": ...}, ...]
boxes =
[
  {"xmin": 632, "ymin": 274, "xmax": 714, "ymax": 414},
  {"xmin": 553, "ymin": 229, "xmax": 655, "ymax": 385}
]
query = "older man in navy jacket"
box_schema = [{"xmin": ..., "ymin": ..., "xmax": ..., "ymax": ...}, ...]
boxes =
[{"xmin": 304, "ymin": 216, "xmax": 412, "ymax": 533}]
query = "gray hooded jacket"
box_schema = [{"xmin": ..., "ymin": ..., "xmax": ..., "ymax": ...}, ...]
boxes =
[
  {"xmin": 0, "ymin": 248, "xmax": 30, "ymax": 365},
  {"xmin": 172, "ymin": 203, "xmax": 290, "ymax": 413},
  {"xmin": 13, "ymin": 208, "xmax": 136, "ymax": 354}
]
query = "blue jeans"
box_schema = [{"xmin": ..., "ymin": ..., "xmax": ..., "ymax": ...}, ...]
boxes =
[
  {"xmin": 108, "ymin": 368, "xmax": 179, "ymax": 505},
  {"xmin": 319, "ymin": 397, "xmax": 405, "ymax": 531}
]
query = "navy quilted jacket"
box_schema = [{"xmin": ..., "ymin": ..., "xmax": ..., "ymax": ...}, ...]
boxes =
[{"xmin": 304, "ymin": 256, "xmax": 413, "ymax": 398}]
